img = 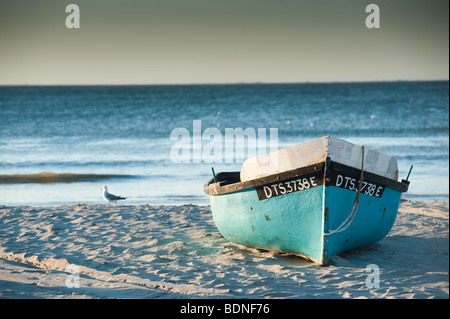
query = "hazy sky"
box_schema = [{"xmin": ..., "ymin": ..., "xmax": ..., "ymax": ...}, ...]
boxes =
[{"xmin": 0, "ymin": 0, "xmax": 448, "ymax": 85}]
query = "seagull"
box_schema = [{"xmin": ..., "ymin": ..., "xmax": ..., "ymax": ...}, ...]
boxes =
[{"xmin": 101, "ymin": 186, "xmax": 126, "ymax": 206}]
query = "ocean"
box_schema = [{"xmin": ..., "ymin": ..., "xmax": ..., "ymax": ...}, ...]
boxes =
[{"xmin": 0, "ymin": 81, "xmax": 448, "ymax": 206}]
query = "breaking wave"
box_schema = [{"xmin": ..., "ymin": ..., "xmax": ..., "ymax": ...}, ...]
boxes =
[{"xmin": 0, "ymin": 172, "xmax": 136, "ymax": 184}]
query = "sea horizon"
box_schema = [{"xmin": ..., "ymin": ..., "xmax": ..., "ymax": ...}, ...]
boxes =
[{"xmin": 1, "ymin": 79, "xmax": 448, "ymax": 87}]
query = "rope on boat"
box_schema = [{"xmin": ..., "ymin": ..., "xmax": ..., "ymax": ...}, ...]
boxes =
[{"xmin": 324, "ymin": 145, "xmax": 365, "ymax": 236}]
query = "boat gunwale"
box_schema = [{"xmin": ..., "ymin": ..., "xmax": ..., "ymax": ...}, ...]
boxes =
[
  {"xmin": 327, "ymin": 161, "xmax": 409, "ymax": 192},
  {"xmin": 204, "ymin": 158, "xmax": 409, "ymax": 196},
  {"xmin": 204, "ymin": 162, "xmax": 324, "ymax": 196}
]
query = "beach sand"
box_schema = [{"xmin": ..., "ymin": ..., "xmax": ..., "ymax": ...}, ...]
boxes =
[{"xmin": 0, "ymin": 201, "xmax": 448, "ymax": 299}]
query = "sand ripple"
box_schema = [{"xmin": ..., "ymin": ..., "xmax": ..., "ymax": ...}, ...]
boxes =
[{"xmin": 0, "ymin": 201, "xmax": 448, "ymax": 298}]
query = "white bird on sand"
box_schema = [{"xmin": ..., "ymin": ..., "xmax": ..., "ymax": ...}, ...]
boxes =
[{"xmin": 102, "ymin": 186, "xmax": 126, "ymax": 206}]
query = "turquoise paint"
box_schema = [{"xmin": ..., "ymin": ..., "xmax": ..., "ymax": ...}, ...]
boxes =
[
  {"xmin": 324, "ymin": 186, "xmax": 401, "ymax": 260},
  {"xmin": 211, "ymin": 185, "xmax": 326, "ymax": 263},
  {"xmin": 209, "ymin": 184, "xmax": 402, "ymax": 264}
]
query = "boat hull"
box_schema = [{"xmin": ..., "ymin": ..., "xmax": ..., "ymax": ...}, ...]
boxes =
[{"xmin": 207, "ymin": 160, "xmax": 406, "ymax": 264}]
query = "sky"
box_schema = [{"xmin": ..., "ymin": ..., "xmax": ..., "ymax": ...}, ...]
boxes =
[{"xmin": 0, "ymin": 0, "xmax": 448, "ymax": 85}]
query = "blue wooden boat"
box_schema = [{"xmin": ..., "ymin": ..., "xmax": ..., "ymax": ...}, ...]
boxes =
[{"xmin": 204, "ymin": 136, "xmax": 410, "ymax": 265}]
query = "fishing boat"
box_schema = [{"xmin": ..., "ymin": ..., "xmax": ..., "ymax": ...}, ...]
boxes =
[{"xmin": 204, "ymin": 136, "xmax": 410, "ymax": 265}]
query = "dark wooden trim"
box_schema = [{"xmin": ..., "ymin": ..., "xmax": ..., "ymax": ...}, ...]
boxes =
[
  {"xmin": 204, "ymin": 162, "xmax": 324, "ymax": 196},
  {"xmin": 204, "ymin": 159, "xmax": 409, "ymax": 196},
  {"xmin": 327, "ymin": 161, "xmax": 409, "ymax": 193}
]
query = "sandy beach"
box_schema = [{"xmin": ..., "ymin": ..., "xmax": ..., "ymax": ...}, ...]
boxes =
[{"xmin": 0, "ymin": 200, "xmax": 448, "ymax": 299}]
